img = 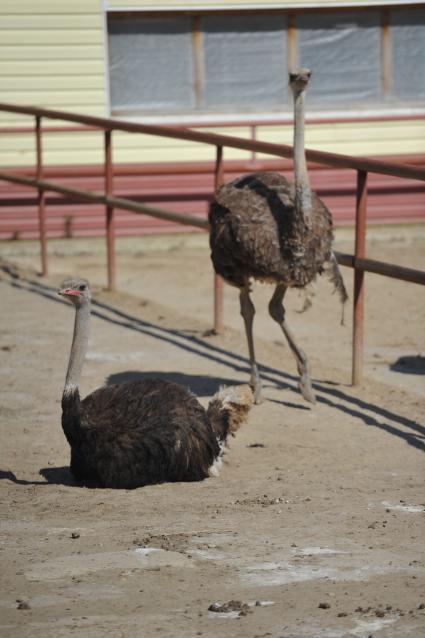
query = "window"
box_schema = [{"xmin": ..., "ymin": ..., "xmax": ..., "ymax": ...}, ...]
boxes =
[
  {"xmin": 390, "ymin": 9, "xmax": 425, "ymax": 101},
  {"xmin": 298, "ymin": 12, "xmax": 381, "ymax": 105},
  {"xmin": 108, "ymin": 17, "xmax": 194, "ymax": 112},
  {"xmin": 202, "ymin": 16, "xmax": 288, "ymax": 111},
  {"xmin": 108, "ymin": 14, "xmax": 288, "ymax": 115},
  {"xmin": 107, "ymin": 7, "xmax": 425, "ymax": 117}
]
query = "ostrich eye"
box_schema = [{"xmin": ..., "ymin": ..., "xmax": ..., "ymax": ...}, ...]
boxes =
[{"xmin": 79, "ymin": 284, "xmax": 86, "ymax": 291}]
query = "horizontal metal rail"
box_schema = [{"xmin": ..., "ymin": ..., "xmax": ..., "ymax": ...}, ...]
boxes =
[
  {"xmin": 1, "ymin": 102, "xmax": 425, "ymax": 182},
  {"xmin": 334, "ymin": 251, "xmax": 425, "ymax": 286},
  {"xmin": 0, "ymin": 170, "xmax": 208, "ymax": 229}
]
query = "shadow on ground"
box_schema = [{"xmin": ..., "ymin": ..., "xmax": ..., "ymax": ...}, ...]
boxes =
[
  {"xmin": 391, "ymin": 355, "xmax": 425, "ymax": 375},
  {"xmin": 107, "ymin": 371, "xmax": 240, "ymax": 396},
  {"xmin": 2, "ymin": 265, "xmax": 424, "ymax": 453},
  {"xmin": 0, "ymin": 467, "xmax": 75, "ymax": 487}
]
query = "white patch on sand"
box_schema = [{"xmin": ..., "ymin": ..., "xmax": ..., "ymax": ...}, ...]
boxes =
[
  {"xmin": 381, "ymin": 501, "xmax": 425, "ymax": 513},
  {"xmin": 208, "ymin": 610, "xmax": 240, "ymax": 619},
  {"xmin": 281, "ymin": 615, "xmax": 399, "ymax": 638},
  {"xmin": 287, "ymin": 627, "xmax": 348, "ymax": 638},
  {"xmin": 241, "ymin": 557, "xmax": 408, "ymax": 587},
  {"xmin": 134, "ymin": 547, "xmax": 162, "ymax": 557},
  {"xmin": 189, "ymin": 548, "xmax": 225, "ymax": 561},
  {"xmin": 295, "ymin": 547, "xmax": 342, "ymax": 556},
  {"xmin": 350, "ymin": 615, "xmax": 399, "ymax": 637},
  {"xmin": 242, "ymin": 561, "xmax": 338, "ymax": 586},
  {"xmin": 86, "ymin": 351, "xmax": 145, "ymax": 362}
]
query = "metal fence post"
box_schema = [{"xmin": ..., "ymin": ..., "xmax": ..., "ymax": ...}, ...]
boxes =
[
  {"xmin": 104, "ymin": 129, "xmax": 115, "ymax": 291},
  {"xmin": 352, "ymin": 169, "xmax": 368, "ymax": 386},
  {"xmin": 35, "ymin": 115, "xmax": 48, "ymax": 276},
  {"xmin": 213, "ymin": 145, "xmax": 224, "ymax": 334}
]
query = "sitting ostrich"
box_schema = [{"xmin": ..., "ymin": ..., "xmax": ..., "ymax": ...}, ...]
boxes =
[
  {"xmin": 58, "ymin": 278, "xmax": 252, "ymax": 489},
  {"xmin": 209, "ymin": 68, "xmax": 347, "ymax": 404}
]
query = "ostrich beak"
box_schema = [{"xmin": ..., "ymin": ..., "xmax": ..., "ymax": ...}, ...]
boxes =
[{"xmin": 58, "ymin": 289, "xmax": 81, "ymax": 297}]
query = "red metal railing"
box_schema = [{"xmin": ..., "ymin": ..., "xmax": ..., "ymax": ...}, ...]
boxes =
[
  {"xmin": 353, "ymin": 170, "xmax": 368, "ymax": 386},
  {"xmin": 0, "ymin": 102, "xmax": 424, "ymax": 386}
]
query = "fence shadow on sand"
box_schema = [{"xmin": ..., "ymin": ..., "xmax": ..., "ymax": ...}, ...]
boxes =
[{"xmin": 2, "ymin": 264, "xmax": 424, "ymax": 454}]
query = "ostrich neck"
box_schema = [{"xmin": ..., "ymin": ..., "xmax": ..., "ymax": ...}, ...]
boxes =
[
  {"xmin": 293, "ymin": 89, "xmax": 312, "ymax": 222},
  {"xmin": 64, "ymin": 302, "xmax": 90, "ymax": 397}
]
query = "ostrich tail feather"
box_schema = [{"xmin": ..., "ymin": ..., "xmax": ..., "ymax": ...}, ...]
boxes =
[
  {"xmin": 326, "ymin": 252, "xmax": 349, "ymax": 325},
  {"xmin": 207, "ymin": 384, "xmax": 253, "ymax": 444}
]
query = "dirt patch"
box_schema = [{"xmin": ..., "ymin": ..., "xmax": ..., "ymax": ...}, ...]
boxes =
[{"xmin": 0, "ymin": 227, "xmax": 424, "ymax": 637}]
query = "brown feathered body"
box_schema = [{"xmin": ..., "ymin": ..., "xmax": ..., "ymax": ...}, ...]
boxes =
[
  {"xmin": 209, "ymin": 172, "xmax": 334, "ymax": 289},
  {"xmin": 62, "ymin": 378, "xmax": 252, "ymax": 489}
]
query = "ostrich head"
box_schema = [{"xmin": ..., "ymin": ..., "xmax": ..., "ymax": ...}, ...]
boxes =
[
  {"xmin": 289, "ymin": 68, "xmax": 312, "ymax": 93},
  {"xmin": 58, "ymin": 278, "xmax": 91, "ymax": 306}
]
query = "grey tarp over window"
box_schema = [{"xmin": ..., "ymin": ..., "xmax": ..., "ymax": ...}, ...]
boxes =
[
  {"xmin": 390, "ymin": 9, "xmax": 425, "ymax": 101},
  {"xmin": 107, "ymin": 9, "xmax": 425, "ymax": 115},
  {"xmin": 108, "ymin": 17, "xmax": 194, "ymax": 112},
  {"xmin": 298, "ymin": 12, "xmax": 381, "ymax": 105},
  {"xmin": 202, "ymin": 15, "xmax": 288, "ymax": 111}
]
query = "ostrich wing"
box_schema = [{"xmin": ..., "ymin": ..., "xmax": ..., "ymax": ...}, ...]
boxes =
[
  {"xmin": 76, "ymin": 378, "xmax": 220, "ymax": 487},
  {"xmin": 210, "ymin": 173, "xmax": 296, "ymax": 285}
]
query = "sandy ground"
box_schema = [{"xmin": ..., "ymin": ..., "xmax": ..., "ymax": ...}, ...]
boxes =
[{"xmin": 0, "ymin": 225, "xmax": 424, "ymax": 638}]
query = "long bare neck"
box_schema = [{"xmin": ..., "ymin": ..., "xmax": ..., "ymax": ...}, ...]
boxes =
[
  {"xmin": 293, "ymin": 88, "xmax": 312, "ymax": 222},
  {"xmin": 63, "ymin": 302, "xmax": 90, "ymax": 397}
]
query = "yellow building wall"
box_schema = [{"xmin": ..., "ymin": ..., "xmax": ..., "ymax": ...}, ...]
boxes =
[
  {"xmin": 0, "ymin": 0, "xmax": 105, "ymax": 119},
  {"xmin": 0, "ymin": 0, "xmax": 424, "ymax": 168}
]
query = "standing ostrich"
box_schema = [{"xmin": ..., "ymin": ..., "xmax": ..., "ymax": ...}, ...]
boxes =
[
  {"xmin": 58, "ymin": 278, "xmax": 252, "ymax": 489},
  {"xmin": 209, "ymin": 68, "xmax": 347, "ymax": 404}
]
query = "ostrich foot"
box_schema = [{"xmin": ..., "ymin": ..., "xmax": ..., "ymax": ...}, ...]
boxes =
[
  {"xmin": 250, "ymin": 366, "xmax": 263, "ymax": 404},
  {"xmin": 299, "ymin": 374, "xmax": 316, "ymax": 404},
  {"xmin": 251, "ymin": 382, "xmax": 263, "ymax": 405}
]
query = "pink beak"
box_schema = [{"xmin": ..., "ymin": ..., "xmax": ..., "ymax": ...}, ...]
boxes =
[{"xmin": 59, "ymin": 289, "xmax": 81, "ymax": 297}]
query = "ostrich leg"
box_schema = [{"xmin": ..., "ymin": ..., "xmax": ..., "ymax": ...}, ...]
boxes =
[
  {"xmin": 239, "ymin": 283, "xmax": 263, "ymax": 404},
  {"xmin": 268, "ymin": 283, "xmax": 316, "ymax": 403}
]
